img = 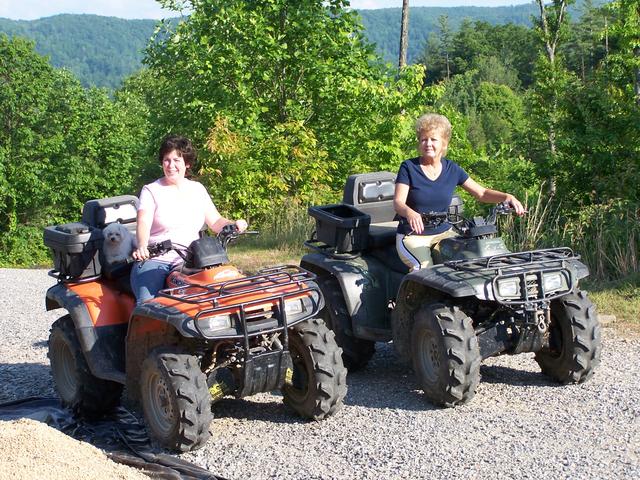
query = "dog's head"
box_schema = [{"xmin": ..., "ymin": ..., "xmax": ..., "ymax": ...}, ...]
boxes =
[{"xmin": 102, "ymin": 222, "xmax": 127, "ymax": 246}]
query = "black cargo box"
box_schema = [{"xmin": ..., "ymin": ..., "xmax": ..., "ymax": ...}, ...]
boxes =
[
  {"xmin": 43, "ymin": 222, "xmax": 102, "ymax": 279},
  {"xmin": 308, "ymin": 204, "xmax": 370, "ymax": 253}
]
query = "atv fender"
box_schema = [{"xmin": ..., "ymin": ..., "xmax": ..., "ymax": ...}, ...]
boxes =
[
  {"xmin": 130, "ymin": 302, "xmax": 200, "ymax": 338},
  {"xmin": 392, "ymin": 267, "xmax": 475, "ymax": 331},
  {"xmin": 45, "ymin": 282, "xmax": 132, "ymax": 384},
  {"xmin": 125, "ymin": 307, "xmax": 184, "ymax": 402},
  {"xmin": 402, "ymin": 266, "xmax": 476, "ymax": 298},
  {"xmin": 301, "ymin": 252, "xmax": 398, "ymax": 341},
  {"xmin": 388, "ymin": 266, "xmax": 477, "ymax": 365}
]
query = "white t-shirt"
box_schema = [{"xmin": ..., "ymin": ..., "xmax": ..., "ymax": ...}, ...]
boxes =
[{"xmin": 139, "ymin": 178, "xmax": 220, "ymax": 264}]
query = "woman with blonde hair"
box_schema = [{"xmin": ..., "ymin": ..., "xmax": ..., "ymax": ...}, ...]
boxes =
[{"xmin": 394, "ymin": 113, "xmax": 524, "ymax": 271}]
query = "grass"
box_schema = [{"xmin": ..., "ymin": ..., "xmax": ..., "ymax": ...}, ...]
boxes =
[
  {"xmin": 228, "ymin": 242, "xmax": 304, "ymax": 273},
  {"xmin": 583, "ymin": 273, "xmax": 640, "ymax": 329}
]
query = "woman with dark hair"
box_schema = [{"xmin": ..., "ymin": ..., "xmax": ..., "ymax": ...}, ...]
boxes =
[{"xmin": 130, "ymin": 135, "xmax": 247, "ymax": 304}]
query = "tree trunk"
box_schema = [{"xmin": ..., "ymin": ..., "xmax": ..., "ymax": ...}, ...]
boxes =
[
  {"xmin": 635, "ymin": 46, "xmax": 640, "ymax": 106},
  {"xmin": 536, "ymin": 0, "xmax": 569, "ymax": 195},
  {"xmin": 399, "ymin": 0, "xmax": 409, "ymax": 69}
]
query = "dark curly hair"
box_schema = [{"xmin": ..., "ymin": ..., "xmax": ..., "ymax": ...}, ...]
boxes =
[{"xmin": 158, "ymin": 135, "xmax": 197, "ymax": 171}]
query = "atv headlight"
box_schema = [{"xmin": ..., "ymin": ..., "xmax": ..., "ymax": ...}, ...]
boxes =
[
  {"xmin": 497, "ymin": 278, "xmax": 520, "ymax": 298},
  {"xmin": 198, "ymin": 314, "xmax": 232, "ymax": 335},
  {"xmin": 284, "ymin": 296, "xmax": 315, "ymax": 322},
  {"xmin": 285, "ymin": 298, "xmax": 305, "ymax": 316},
  {"xmin": 543, "ymin": 272, "xmax": 564, "ymax": 292}
]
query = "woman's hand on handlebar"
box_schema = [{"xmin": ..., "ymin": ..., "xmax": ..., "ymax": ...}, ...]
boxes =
[
  {"xmin": 235, "ymin": 219, "xmax": 248, "ymax": 233},
  {"xmin": 406, "ymin": 210, "xmax": 424, "ymax": 235},
  {"xmin": 132, "ymin": 245, "xmax": 150, "ymax": 261},
  {"xmin": 505, "ymin": 194, "xmax": 526, "ymax": 216}
]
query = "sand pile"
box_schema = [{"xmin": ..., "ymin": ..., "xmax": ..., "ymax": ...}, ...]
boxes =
[{"xmin": 0, "ymin": 418, "xmax": 148, "ymax": 480}]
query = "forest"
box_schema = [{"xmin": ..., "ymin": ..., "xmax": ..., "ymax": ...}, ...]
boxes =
[
  {"xmin": 0, "ymin": 2, "xmax": 605, "ymax": 89},
  {"xmin": 0, "ymin": 0, "xmax": 638, "ymax": 287},
  {"xmin": 0, "ymin": 14, "xmax": 158, "ymax": 89}
]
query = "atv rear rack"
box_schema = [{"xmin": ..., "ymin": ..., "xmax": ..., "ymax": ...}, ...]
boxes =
[
  {"xmin": 157, "ymin": 265, "xmax": 321, "ymax": 339},
  {"xmin": 445, "ymin": 248, "xmax": 578, "ymax": 306}
]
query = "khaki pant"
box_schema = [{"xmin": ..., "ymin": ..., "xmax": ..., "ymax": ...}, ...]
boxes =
[{"xmin": 396, "ymin": 229, "xmax": 459, "ymax": 271}]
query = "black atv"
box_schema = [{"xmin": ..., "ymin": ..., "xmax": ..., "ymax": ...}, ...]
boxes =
[{"xmin": 301, "ymin": 171, "xmax": 601, "ymax": 407}]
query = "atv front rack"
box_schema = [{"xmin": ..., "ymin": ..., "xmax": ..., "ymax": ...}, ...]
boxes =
[
  {"xmin": 157, "ymin": 265, "xmax": 322, "ymax": 339},
  {"xmin": 445, "ymin": 247, "xmax": 576, "ymax": 271},
  {"xmin": 445, "ymin": 248, "xmax": 578, "ymax": 306}
]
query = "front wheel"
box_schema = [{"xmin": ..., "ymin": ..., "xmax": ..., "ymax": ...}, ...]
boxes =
[
  {"xmin": 411, "ymin": 303, "xmax": 481, "ymax": 407},
  {"xmin": 140, "ymin": 348, "xmax": 213, "ymax": 452},
  {"xmin": 48, "ymin": 315, "xmax": 122, "ymax": 416},
  {"xmin": 535, "ymin": 290, "xmax": 601, "ymax": 383},
  {"xmin": 282, "ymin": 318, "xmax": 347, "ymax": 420}
]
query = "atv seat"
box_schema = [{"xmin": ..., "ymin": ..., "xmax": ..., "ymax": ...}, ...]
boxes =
[
  {"xmin": 82, "ymin": 195, "xmax": 139, "ymax": 234},
  {"xmin": 82, "ymin": 195, "xmax": 139, "ymax": 290},
  {"xmin": 343, "ymin": 171, "xmax": 398, "ymax": 249}
]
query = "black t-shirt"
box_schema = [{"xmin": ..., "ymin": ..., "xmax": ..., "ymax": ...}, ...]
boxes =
[{"xmin": 396, "ymin": 157, "xmax": 469, "ymax": 235}]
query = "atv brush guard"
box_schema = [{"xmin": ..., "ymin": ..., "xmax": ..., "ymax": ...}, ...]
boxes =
[
  {"xmin": 156, "ymin": 265, "xmax": 322, "ymax": 339},
  {"xmin": 445, "ymin": 247, "xmax": 577, "ymax": 307}
]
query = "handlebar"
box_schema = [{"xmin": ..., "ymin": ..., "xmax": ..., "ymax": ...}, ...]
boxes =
[
  {"xmin": 217, "ymin": 223, "xmax": 259, "ymax": 249},
  {"xmin": 129, "ymin": 224, "xmax": 258, "ymax": 265},
  {"xmin": 419, "ymin": 211, "xmax": 449, "ymax": 230},
  {"xmin": 411, "ymin": 201, "xmax": 520, "ymax": 236},
  {"xmin": 486, "ymin": 202, "xmax": 517, "ymax": 225}
]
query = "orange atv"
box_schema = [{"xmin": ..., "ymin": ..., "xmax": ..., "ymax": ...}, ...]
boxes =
[{"xmin": 43, "ymin": 195, "xmax": 347, "ymax": 452}]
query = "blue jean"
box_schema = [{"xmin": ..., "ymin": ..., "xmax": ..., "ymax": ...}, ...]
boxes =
[{"xmin": 130, "ymin": 260, "xmax": 174, "ymax": 305}]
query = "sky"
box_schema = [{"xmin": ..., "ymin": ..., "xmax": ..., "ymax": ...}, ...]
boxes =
[{"xmin": 0, "ymin": 1, "xmax": 536, "ymax": 21}]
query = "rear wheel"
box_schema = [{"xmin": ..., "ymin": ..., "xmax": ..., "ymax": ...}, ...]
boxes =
[
  {"xmin": 318, "ymin": 276, "xmax": 375, "ymax": 371},
  {"xmin": 48, "ymin": 315, "xmax": 123, "ymax": 416},
  {"xmin": 140, "ymin": 348, "xmax": 213, "ymax": 452},
  {"xmin": 535, "ymin": 290, "xmax": 601, "ymax": 383},
  {"xmin": 411, "ymin": 303, "xmax": 481, "ymax": 407},
  {"xmin": 282, "ymin": 318, "xmax": 347, "ymax": 420}
]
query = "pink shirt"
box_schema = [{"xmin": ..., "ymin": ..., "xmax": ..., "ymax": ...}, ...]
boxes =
[{"xmin": 139, "ymin": 178, "xmax": 220, "ymax": 264}]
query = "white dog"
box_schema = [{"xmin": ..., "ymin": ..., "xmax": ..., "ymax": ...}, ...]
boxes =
[{"xmin": 102, "ymin": 222, "xmax": 136, "ymax": 264}]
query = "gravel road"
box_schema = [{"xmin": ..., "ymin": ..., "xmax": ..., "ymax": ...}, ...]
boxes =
[{"xmin": 1, "ymin": 268, "xmax": 638, "ymax": 480}]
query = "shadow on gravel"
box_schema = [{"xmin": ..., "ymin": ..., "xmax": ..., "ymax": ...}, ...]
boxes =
[
  {"xmin": 32, "ymin": 340, "xmax": 48, "ymax": 349},
  {"xmin": 212, "ymin": 397, "xmax": 306, "ymax": 424},
  {"xmin": 0, "ymin": 362, "xmax": 54, "ymax": 402},
  {"xmin": 480, "ymin": 364, "xmax": 560, "ymax": 388},
  {"xmin": 340, "ymin": 344, "xmax": 439, "ymax": 412}
]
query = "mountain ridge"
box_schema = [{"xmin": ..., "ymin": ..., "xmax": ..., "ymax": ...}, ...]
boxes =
[{"xmin": 0, "ymin": 2, "xmax": 605, "ymax": 89}]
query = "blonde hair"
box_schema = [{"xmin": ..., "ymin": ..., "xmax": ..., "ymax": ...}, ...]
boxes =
[{"xmin": 415, "ymin": 113, "xmax": 452, "ymax": 143}]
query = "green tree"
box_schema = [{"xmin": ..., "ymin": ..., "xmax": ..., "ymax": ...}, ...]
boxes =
[
  {"xmin": 439, "ymin": 56, "xmax": 525, "ymax": 152},
  {"xmin": 554, "ymin": 0, "xmax": 640, "ymax": 205},
  {"xmin": 143, "ymin": 0, "xmax": 436, "ymax": 219},
  {"xmin": 420, "ymin": 15, "xmax": 455, "ymax": 83},
  {"xmin": 563, "ymin": 0, "xmax": 608, "ymax": 80},
  {"xmin": 420, "ymin": 19, "xmax": 537, "ymax": 87},
  {"xmin": 0, "ymin": 35, "xmax": 147, "ymax": 265},
  {"xmin": 527, "ymin": 0, "xmax": 576, "ymax": 193},
  {"xmin": 607, "ymin": 0, "xmax": 640, "ymax": 104}
]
